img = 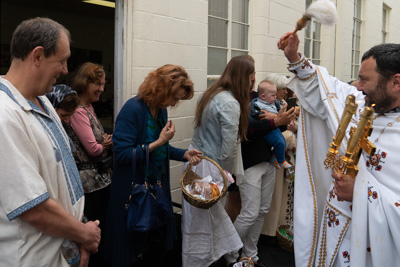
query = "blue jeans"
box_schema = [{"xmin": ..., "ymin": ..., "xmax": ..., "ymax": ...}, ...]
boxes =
[{"xmin": 264, "ymin": 129, "xmax": 287, "ymax": 164}]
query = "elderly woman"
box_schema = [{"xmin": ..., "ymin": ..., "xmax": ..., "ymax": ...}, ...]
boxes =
[
  {"xmin": 68, "ymin": 62, "xmax": 113, "ymax": 267},
  {"xmin": 104, "ymin": 64, "xmax": 201, "ymax": 267}
]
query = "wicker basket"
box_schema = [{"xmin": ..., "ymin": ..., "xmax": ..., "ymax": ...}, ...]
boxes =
[
  {"xmin": 180, "ymin": 156, "xmax": 228, "ymax": 209},
  {"xmin": 276, "ymin": 223, "xmax": 294, "ymax": 252},
  {"xmin": 235, "ymin": 257, "xmax": 254, "ymax": 267}
]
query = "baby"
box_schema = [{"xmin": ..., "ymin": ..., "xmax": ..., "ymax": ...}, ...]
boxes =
[{"xmin": 250, "ymin": 80, "xmax": 292, "ymax": 170}]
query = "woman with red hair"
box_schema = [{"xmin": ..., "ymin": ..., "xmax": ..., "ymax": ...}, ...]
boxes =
[{"xmin": 104, "ymin": 64, "xmax": 202, "ymax": 267}]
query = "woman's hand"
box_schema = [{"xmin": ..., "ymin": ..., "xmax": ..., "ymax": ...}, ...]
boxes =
[
  {"xmin": 287, "ymin": 120, "xmax": 297, "ymax": 133},
  {"xmin": 184, "ymin": 149, "xmax": 202, "ymax": 166},
  {"xmin": 294, "ymin": 106, "xmax": 300, "ymax": 118},
  {"xmin": 101, "ymin": 134, "xmax": 113, "ymax": 149},
  {"xmin": 159, "ymin": 120, "xmax": 176, "ymax": 144},
  {"xmin": 148, "ymin": 120, "xmax": 176, "ymax": 152},
  {"xmin": 332, "ymin": 172, "xmax": 355, "ymax": 202},
  {"xmin": 274, "ymin": 105, "xmax": 296, "ymax": 126},
  {"xmin": 259, "ymin": 110, "xmax": 277, "ymax": 120}
]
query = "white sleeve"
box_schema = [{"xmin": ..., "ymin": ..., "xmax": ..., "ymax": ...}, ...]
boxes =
[
  {"xmin": 0, "ymin": 116, "xmax": 49, "ymax": 221},
  {"xmin": 287, "ymin": 53, "xmax": 362, "ymax": 122}
]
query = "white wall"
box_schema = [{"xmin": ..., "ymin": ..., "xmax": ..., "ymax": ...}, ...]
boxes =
[
  {"xmin": 251, "ymin": 0, "xmax": 305, "ymax": 80},
  {"xmin": 386, "ymin": 0, "xmax": 400, "ymax": 43},
  {"xmin": 333, "ymin": 0, "xmax": 400, "ymax": 81},
  {"xmin": 249, "ymin": 0, "xmax": 400, "ymax": 82},
  {"xmin": 332, "ymin": 0, "xmax": 355, "ymax": 81}
]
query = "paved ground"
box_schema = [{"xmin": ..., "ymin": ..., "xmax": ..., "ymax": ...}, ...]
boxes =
[
  {"xmin": 207, "ymin": 235, "xmax": 295, "ymax": 267},
  {"xmin": 257, "ymin": 234, "xmax": 295, "ymax": 267}
]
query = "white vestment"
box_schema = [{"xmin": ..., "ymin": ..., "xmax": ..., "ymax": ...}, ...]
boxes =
[{"xmin": 288, "ymin": 55, "xmax": 400, "ymax": 266}]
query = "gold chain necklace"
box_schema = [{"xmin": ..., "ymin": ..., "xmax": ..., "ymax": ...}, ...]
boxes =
[{"xmin": 372, "ymin": 114, "xmax": 400, "ymax": 144}]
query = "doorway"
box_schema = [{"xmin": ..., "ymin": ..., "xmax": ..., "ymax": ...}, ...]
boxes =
[{"xmin": 0, "ymin": 0, "xmax": 115, "ymax": 131}]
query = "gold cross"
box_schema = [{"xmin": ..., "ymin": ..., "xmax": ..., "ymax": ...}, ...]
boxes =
[
  {"xmin": 344, "ymin": 120, "xmax": 376, "ymax": 176},
  {"xmin": 324, "ymin": 95, "xmax": 376, "ymax": 176}
]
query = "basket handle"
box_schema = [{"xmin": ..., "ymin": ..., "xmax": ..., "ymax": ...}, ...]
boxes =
[
  {"xmin": 183, "ymin": 155, "xmax": 228, "ymax": 194},
  {"xmin": 238, "ymin": 257, "xmax": 254, "ymax": 267}
]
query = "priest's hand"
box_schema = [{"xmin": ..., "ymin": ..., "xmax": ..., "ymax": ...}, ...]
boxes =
[
  {"xmin": 332, "ymin": 172, "xmax": 355, "ymax": 202},
  {"xmin": 277, "ymin": 32, "xmax": 301, "ymax": 63}
]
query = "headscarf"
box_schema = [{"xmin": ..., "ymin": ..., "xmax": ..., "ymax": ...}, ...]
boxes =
[{"xmin": 46, "ymin": 84, "xmax": 77, "ymax": 109}]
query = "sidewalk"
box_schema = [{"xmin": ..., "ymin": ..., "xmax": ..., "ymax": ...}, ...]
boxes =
[
  {"xmin": 257, "ymin": 234, "xmax": 295, "ymax": 267},
  {"xmin": 208, "ymin": 234, "xmax": 295, "ymax": 267}
]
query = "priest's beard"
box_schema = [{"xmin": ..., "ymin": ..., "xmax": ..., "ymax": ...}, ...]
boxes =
[{"xmin": 365, "ymin": 77, "xmax": 395, "ymax": 113}]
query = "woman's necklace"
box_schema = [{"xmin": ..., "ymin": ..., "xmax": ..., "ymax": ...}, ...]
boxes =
[
  {"xmin": 372, "ymin": 114, "xmax": 400, "ymax": 144},
  {"xmin": 81, "ymin": 100, "xmax": 91, "ymax": 108}
]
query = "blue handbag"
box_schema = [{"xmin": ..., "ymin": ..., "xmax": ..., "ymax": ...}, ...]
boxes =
[{"xmin": 125, "ymin": 144, "xmax": 173, "ymax": 232}]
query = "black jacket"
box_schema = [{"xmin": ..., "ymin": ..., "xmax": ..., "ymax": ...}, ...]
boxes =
[{"xmin": 241, "ymin": 119, "xmax": 276, "ymax": 170}]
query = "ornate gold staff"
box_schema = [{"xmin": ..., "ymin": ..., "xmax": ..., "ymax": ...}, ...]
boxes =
[
  {"xmin": 324, "ymin": 95, "xmax": 376, "ymax": 177},
  {"xmin": 324, "ymin": 95, "xmax": 357, "ymax": 171},
  {"xmin": 341, "ymin": 105, "xmax": 376, "ymax": 176}
]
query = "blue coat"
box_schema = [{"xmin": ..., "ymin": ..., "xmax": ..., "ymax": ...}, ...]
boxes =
[{"xmin": 104, "ymin": 96, "xmax": 186, "ymax": 266}]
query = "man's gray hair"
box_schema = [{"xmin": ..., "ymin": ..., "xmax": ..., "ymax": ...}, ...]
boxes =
[{"xmin": 10, "ymin": 17, "xmax": 71, "ymax": 61}]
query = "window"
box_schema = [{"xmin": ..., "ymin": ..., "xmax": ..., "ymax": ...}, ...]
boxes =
[
  {"xmin": 382, "ymin": 5, "xmax": 389, "ymax": 43},
  {"xmin": 208, "ymin": 0, "xmax": 249, "ymax": 86},
  {"xmin": 351, "ymin": 0, "xmax": 362, "ymax": 79},
  {"xmin": 304, "ymin": 0, "xmax": 321, "ymax": 65}
]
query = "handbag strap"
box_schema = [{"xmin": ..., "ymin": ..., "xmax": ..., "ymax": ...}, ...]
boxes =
[
  {"xmin": 131, "ymin": 144, "xmax": 163, "ymax": 185},
  {"xmin": 131, "ymin": 144, "xmax": 149, "ymax": 185}
]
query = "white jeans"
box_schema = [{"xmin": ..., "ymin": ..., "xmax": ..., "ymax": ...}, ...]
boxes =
[{"xmin": 225, "ymin": 161, "xmax": 276, "ymax": 263}]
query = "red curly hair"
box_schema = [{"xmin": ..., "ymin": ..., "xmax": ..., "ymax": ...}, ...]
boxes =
[{"xmin": 138, "ymin": 64, "xmax": 194, "ymax": 108}]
